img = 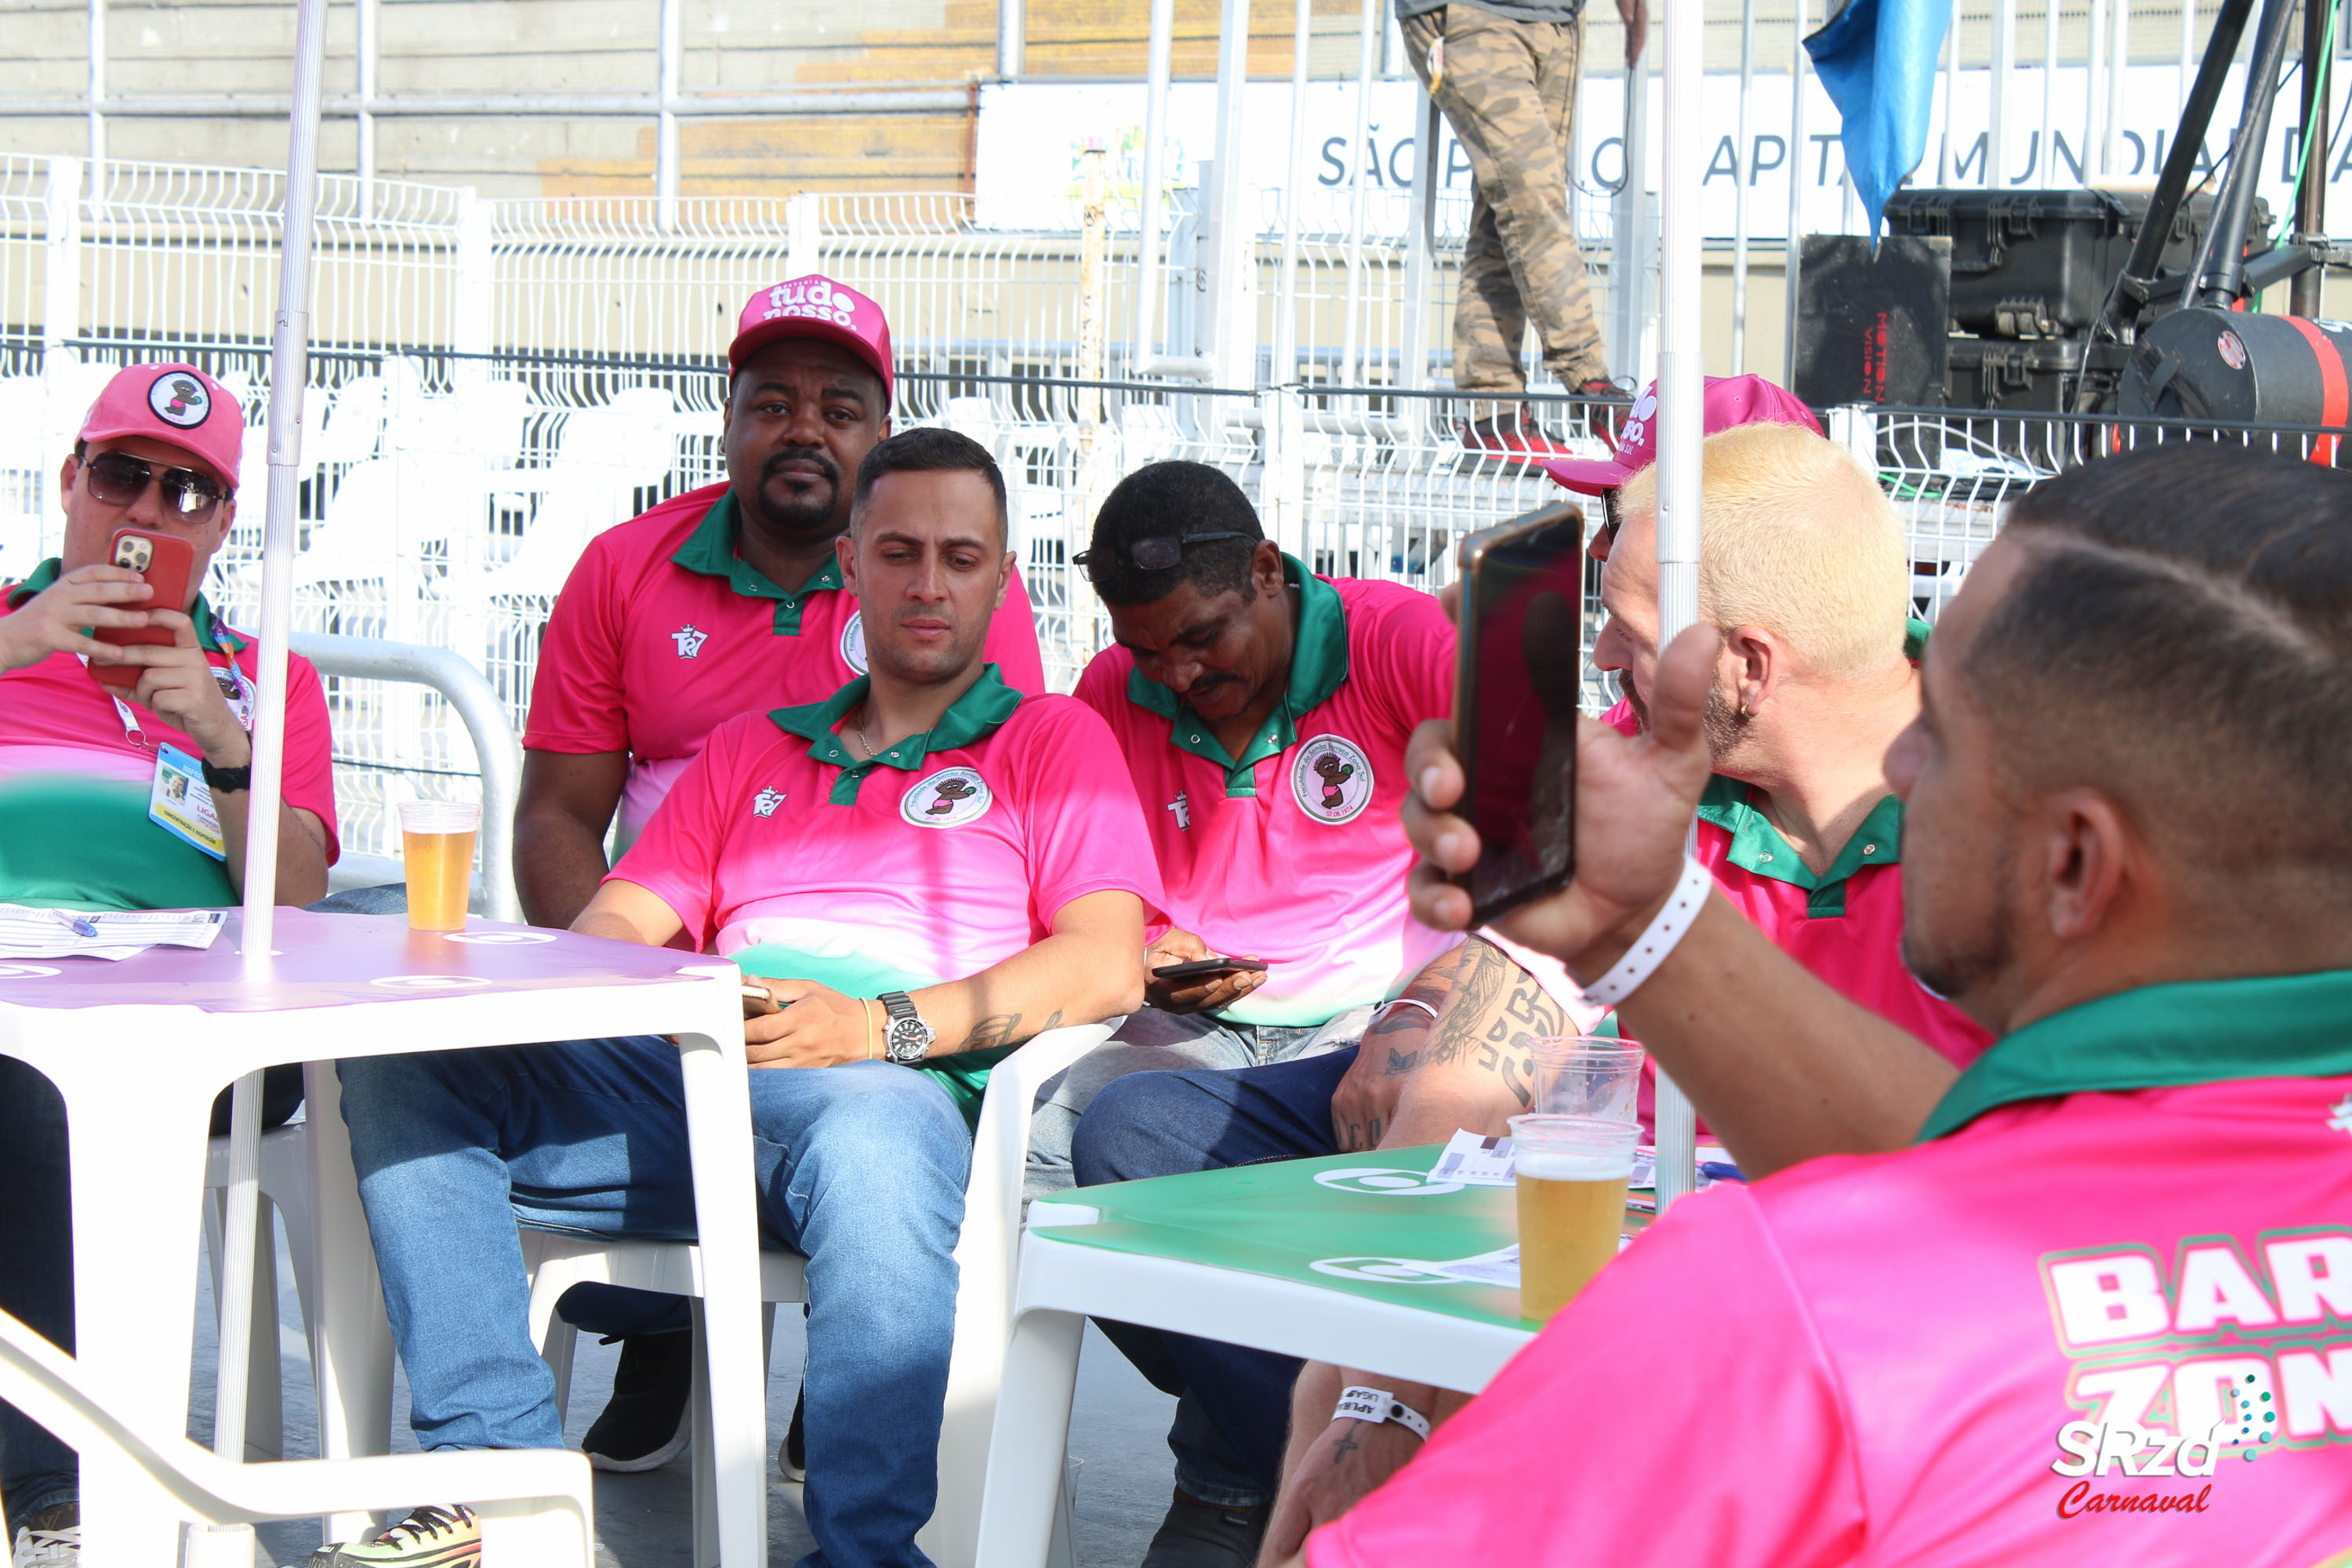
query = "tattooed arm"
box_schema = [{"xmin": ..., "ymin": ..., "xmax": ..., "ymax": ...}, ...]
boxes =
[{"xmin": 1329, "ymin": 937, "xmax": 1565, "ymax": 1153}]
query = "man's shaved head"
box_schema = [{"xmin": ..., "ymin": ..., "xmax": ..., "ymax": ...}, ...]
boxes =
[{"xmin": 1966, "ymin": 442, "xmax": 2352, "ymax": 915}]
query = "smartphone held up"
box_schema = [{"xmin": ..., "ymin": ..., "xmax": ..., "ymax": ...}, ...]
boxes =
[
  {"xmin": 1450, "ymin": 503, "xmax": 1587, "ymax": 925},
  {"xmin": 90, "ymin": 528, "xmax": 194, "ymax": 688}
]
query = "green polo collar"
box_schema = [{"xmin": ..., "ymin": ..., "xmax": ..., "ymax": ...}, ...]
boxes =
[
  {"xmin": 1920, "ymin": 968, "xmax": 2352, "ymax": 1140},
  {"xmin": 8, "ymin": 557, "xmax": 247, "ymax": 656},
  {"xmin": 771, "ymin": 664, "xmax": 1022, "ymax": 804},
  {"xmin": 1124, "ymin": 554, "xmax": 1349, "ymax": 797},
  {"xmin": 670, "ymin": 489, "xmax": 844, "ymax": 636},
  {"xmin": 1697, "ymin": 775, "xmax": 1904, "ymax": 918}
]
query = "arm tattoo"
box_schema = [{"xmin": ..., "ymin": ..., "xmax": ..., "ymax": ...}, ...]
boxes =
[
  {"xmin": 958, "ymin": 1008, "xmax": 1063, "ymax": 1052},
  {"xmin": 1330, "ymin": 1423, "xmax": 1365, "ymax": 1464},
  {"xmin": 1381, "ymin": 1046, "xmax": 1421, "ymax": 1076},
  {"xmin": 1423, "ymin": 942, "xmax": 1565, "ymax": 1084}
]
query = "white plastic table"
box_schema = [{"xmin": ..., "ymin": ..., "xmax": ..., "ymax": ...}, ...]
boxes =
[
  {"xmin": 975, "ymin": 1145, "xmax": 1606, "ymax": 1568},
  {"xmin": 0, "ymin": 909, "xmax": 764, "ymax": 1567}
]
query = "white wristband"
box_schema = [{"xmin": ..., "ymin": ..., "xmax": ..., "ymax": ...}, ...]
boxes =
[
  {"xmin": 1580, "ymin": 855, "xmax": 1711, "ymax": 1007},
  {"xmin": 1372, "ymin": 996, "xmax": 1439, "ymax": 1026},
  {"xmin": 1334, "ymin": 1385, "xmax": 1432, "ymax": 1441}
]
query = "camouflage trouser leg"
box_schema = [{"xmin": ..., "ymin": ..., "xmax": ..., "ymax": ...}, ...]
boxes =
[{"xmin": 1403, "ymin": 6, "xmax": 1609, "ymax": 397}]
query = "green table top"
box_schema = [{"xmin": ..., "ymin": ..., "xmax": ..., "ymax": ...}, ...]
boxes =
[{"xmin": 1042, "ymin": 1143, "xmax": 1647, "ymax": 1330}]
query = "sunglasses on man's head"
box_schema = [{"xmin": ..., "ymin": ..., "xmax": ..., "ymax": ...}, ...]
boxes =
[
  {"xmin": 81, "ymin": 451, "xmax": 228, "ymax": 524},
  {"xmin": 1072, "ymin": 531, "xmax": 1249, "ymax": 585}
]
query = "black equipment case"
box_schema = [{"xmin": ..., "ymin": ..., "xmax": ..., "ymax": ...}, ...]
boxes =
[{"xmin": 1885, "ymin": 188, "xmax": 2274, "ymax": 339}]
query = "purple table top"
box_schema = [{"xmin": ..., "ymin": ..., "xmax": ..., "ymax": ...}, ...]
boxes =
[{"xmin": 0, "ymin": 909, "xmax": 723, "ymax": 1014}]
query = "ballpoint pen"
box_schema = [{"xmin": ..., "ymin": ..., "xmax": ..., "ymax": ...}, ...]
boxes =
[{"xmin": 47, "ymin": 909, "xmax": 98, "ymax": 939}]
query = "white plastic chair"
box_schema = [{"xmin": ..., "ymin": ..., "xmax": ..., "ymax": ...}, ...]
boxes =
[
  {"xmin": 198, "ymin": 1121, "xmax": 319, "ymax": 1465},
  {"xmin": 0, "ymin": 1303, "xmax": 596, "ymax": 1566},
  {"xmin": 521, "ymin": 1022, "xmax": 1112, "ymax": 1568}
]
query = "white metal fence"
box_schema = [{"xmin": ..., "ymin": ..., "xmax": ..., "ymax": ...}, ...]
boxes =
[{"xmin": 5, "ymin": 150, "xmax": 2347, "ymax": 876}]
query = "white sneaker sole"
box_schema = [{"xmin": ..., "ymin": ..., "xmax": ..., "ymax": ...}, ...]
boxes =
[{"xmin": 584, "ymin": 1411, "xmax": 691, "ymax": 1474}]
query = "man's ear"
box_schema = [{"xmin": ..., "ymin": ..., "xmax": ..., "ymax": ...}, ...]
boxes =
[
  {"xmin": 1251, "ymin": 539, "xmax": 1285, "ymax": 597},
  {"xmin": 994, "ymin": 550, "xmax": 1015, "ymax": 612},
  {"xmin": 56, "ymin": 455, "xmax": 78, "ymax": 516},
  {"xmin": 834, "ymin": 530, "xmax": 858, "ymax": 593},
  {"xmin": 2037, "ymin": 787, "xmax": 2137, "ymax": 943},
  {"xmin": 1726, "ymin": 622, "xmax": 1778, "ymax": 713}
]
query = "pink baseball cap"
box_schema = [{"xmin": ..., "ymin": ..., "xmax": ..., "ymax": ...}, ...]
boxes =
[
  {"xmin": 77, "ymin": 363, "xmax": 244, "ymax": 492},
  {"xmin": 1541, "ymin": 373, "xmax": 1822, "ymax": 495},
  {"xmin": 728, "ymin": 275, "xmax": 894, "ymax": 403}
]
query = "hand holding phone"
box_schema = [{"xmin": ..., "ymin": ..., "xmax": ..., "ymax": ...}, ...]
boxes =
[
  {"xmin": 1143, "ymin": 929, "xmax": 1272, "ymax": 1015},
  {"xmin": 90, "ymin": 529, "xmax": 195, "ymax": 689},
  {"xmin": 1149, "ymin": 956, "xmax": 1272, "ymax": 982}
]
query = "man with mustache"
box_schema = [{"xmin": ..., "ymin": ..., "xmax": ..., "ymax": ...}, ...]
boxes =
[{"xmin": 511, "ymin": 277, "xmax": 1046, "ymax": 1473}]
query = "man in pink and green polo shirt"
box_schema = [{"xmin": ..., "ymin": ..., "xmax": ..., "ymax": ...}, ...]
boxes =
[
  {"xmin": 1324, "ymin": 442, "xmax": 2352, "ymax": 1563},
  {"xmin": 513, "ymin": 275, "xmax": 1046, "ymax": 1468},
  {"xmin": 324, "ymin": 430, "xmax": 1160, "ymax": 1568}
]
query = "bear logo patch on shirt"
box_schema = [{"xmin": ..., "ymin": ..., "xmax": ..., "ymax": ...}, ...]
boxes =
[
  {"xmin": 902, "ymin": 766, "xmax": 991, "ymax": 829},
  {"xmin": 840, "ymin": 615, "xmax": 868, "ymax": 675},
  {"xmin": 1291, "ymin": 734, "xmax": 1374, "ymax": 825}
]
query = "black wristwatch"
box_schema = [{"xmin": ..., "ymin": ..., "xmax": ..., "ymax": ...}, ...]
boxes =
[
  {"xmin": 201, "ymin": 757, "xmax": 253, "ymax": 793},
  {"xmin": 877, "ymin": 991, "xmax": 936, "ymax": 1063}
]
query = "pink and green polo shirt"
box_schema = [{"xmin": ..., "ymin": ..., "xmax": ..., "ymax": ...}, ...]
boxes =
[
  {"xmin": 0, "ymin": 558, "xmax": 340, "ymax": 911},
  {"xmin": 1312, "ymin": 969, "xmax": 2352, "ymax": 1566},
  {"xmin": 608, "ymin": 665, "xmax": 1165, "ymax": 1123},
  {"xmin": 1074, "ymin": 557, "xmax": 1461, "ymax": 1028},
  {"xmin": 524, "ymin": 481, "xmax": 1048, "ymax": 841}
]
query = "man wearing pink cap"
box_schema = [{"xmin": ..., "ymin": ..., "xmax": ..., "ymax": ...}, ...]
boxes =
[
  {"xmin": 1322, "ymin": 444, "xmax": 2352, "ymax": 1565},
  {"xmin": 513, "ymin": 276, "xmax": 1046, "ymax": 1469},
  {"xmin": 0, "ymin": 361, "xmax": 340, "ymax": 1566}
]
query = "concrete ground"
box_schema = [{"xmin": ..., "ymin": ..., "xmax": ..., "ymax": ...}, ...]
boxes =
[{"xmin": 183, "ymin": 1218, "xmax": 1184, "ymax": 1567}]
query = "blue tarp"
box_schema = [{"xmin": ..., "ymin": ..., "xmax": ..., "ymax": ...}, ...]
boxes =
[{"xmin": 1805, "ymin": 0, "xmax": 1956, "ymax": 239}]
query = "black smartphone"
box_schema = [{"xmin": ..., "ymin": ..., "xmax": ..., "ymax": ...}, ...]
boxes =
[
  {"xmin": 1151, "ymin": 956, "xmax": 1271, "ymax": 981},
  {"xmin": 1452, "ymin": 503, "xmax": 1587, "ymax": 925}
]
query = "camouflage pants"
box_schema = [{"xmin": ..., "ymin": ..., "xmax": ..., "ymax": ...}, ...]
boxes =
[{"xmin": 1403, "ymin": 6, "xmax": 1610, "ymax": 394}]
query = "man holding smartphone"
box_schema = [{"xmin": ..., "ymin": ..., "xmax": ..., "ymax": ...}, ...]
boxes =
[
  {"xmin": 512, "ymin": 276, "xmax": 1047, "ymax": 1470},
  {"xmin": 319, "ymin": 430, "xmax": 1161, "ymax": 1568},
  {"xmin": 0, "ymin": 362, "xmax": 339, "ymax": 1568}
]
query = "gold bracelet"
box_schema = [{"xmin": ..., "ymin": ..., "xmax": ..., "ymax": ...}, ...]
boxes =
[{"xmin": 863, "ymin": 996, "xmax": 880, "ymax": 1061}]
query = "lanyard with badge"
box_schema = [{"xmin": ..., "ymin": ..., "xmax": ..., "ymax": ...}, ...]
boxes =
[{"xmin": 83, "ymin": 652, "xmax": 255, "ymax": 862}]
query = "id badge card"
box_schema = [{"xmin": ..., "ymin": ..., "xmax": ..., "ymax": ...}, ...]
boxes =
[{"xmin": 150, "ymin": 742, "xmax": 227, "ymax": 860}]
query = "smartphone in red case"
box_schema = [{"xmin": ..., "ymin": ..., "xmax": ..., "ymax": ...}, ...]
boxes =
[{"xmin": 90, "ymin": 528, "xmax": 196, "ymax": 689}]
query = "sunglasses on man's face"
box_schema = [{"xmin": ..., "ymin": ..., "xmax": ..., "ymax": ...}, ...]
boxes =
[
  {"xmin": 1072, "ymin": 531, "xmax": 1249, "ymax": 585},
  {"xmin": 81, "ymin": 451, "xmax": 228, "ymax": 524}
]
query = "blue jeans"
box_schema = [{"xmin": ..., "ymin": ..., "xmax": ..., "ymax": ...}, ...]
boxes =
[
  {"xmin": 1069, "ymin": 1047, "xmax": 1356, "ymax": 1510},
  {"xmin": 1025, "ymin": 1005, "xmax": 1369, "ymax": 1203},
  {"xmin": 338, "ymin": 1037, "xmax": 972, "ymax": 1568}
]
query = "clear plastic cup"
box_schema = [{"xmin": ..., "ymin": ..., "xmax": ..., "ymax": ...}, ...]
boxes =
[
  {"xmin": 1528, "ymin": 1036, "xmax": 1646, "ymax": 1122},
  {"xmin": 1509, "ymin": 1113, "xmax": 1640, "ymax": 1320},
  {"xmin": 397, "ymin": 800, "xmax": 480, "ymax": 932}
]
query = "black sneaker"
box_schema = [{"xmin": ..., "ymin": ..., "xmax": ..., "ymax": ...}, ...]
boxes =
[
  {"xmin": 777, "ymin": 1387, "xmax": 807, "ymax": 1483},
  {"xmin": 306, "ymin": 1505, "xmax": 479, "ymax": 1566},
  {"xmin": 1139, "ymin": 1493, "xmax": 1268, "ymax": 1568},
  {"xmin": 580, "ymin": 1331, "xmax": 693, "ymax": 1473}
]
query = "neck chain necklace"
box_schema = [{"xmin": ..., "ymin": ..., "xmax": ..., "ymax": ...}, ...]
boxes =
[{"xmin": 851, "ymin": 703, "xmax": 934, "ymax": 761}]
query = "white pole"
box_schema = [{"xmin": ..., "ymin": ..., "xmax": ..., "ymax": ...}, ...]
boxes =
[
  {"xmin": 1991, "ymin": 0, "xmax": 2015, "ymax": 188},
  {"xmin": 2106, "ymin": 0, "xmax": 2129, "ymax": 177},
  {"xmin": 85, "ymin": 0, "xmax": 105, "ymax": 187},
  {"xmin": 357, "ymin": 0, "xmax": 377, "ymax": 210},
  {"xmin": 1653, "ymin": 0, "xmax": 1703, "ymax": 1213},
  {"xmin": 219, "ymin": 0, "xmax": 328, "ymax": 1473},
  {"xmin": 1781, "ymin": 0, "xmax": 1808, "ymax": 384},
  {"xmin": 1341, "ymin": 0, "xmax": 1377, "ymax": 387},
  {"xmin": 1939, "ymin": 25, "xmax": 1957, "ymax": 183},
  {"xmin": 2042, "ymin": 0, "xmax": 2060, "ymax": 181},
  {"xmin": 2085, "ymin": 0, "xmax": 2106, "ymax": 183},
  {"xmin": 2179, "ymin": 0, "xmax": 2197, "ymax": 118},
  {"xmin": 1733, "ymin": 0, "xmax": 1756, "ymax": 372},
  {"xmin": 1134, "ymin": 0, "xmax": 1175, "ymax": 369},
  {"xmin": 1276, "ymin": 0, "xmax": 1312, "ymax": 384},
  {"xmin": 656, "ymin": 0, "xmax": 681, "ymax": 232}
]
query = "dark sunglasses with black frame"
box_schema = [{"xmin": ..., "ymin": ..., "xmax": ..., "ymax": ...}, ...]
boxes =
[
  {"xmin": 78, "ymin": 450, "xmax": 230, "ymax": 525},
  {"xmin": 1072, "ymin": 530, "xmax": 1250, "ymax": 585}
]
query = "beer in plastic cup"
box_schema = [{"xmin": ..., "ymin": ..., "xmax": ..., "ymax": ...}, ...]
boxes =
[
  {"xmin": 1509, "ymin": 1114, "xmax": 1639, "ymax": 1321},
  {"xmin": 1529, "ymin": 1037, "xmax": 1646, "ymax": 1122},
  {"xmin": 398, "ymin": 800, "xmax": 480, "ymax": 932}
]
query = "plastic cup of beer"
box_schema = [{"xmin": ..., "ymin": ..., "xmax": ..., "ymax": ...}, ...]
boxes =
[
  {"xmin": 1509, "ymin": 1114, "xmax": 1639, "ymax": 1321},
  {"xmin": 1529, "ymin": 1036, "xmax": 1646, "ymax": 1122},
  {"xmin": 398, "ymin": 800, "xmax": 480, "ymax": 932}
]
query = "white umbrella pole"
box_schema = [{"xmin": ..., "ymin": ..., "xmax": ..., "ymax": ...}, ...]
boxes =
[
  {"xmin": 1650, "ymin": 0, "xmax": 1704, "ymax": 1212},
  {"xmin": 210, "ymin": 0, "xmax": 327, "ymax": 1490}
]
